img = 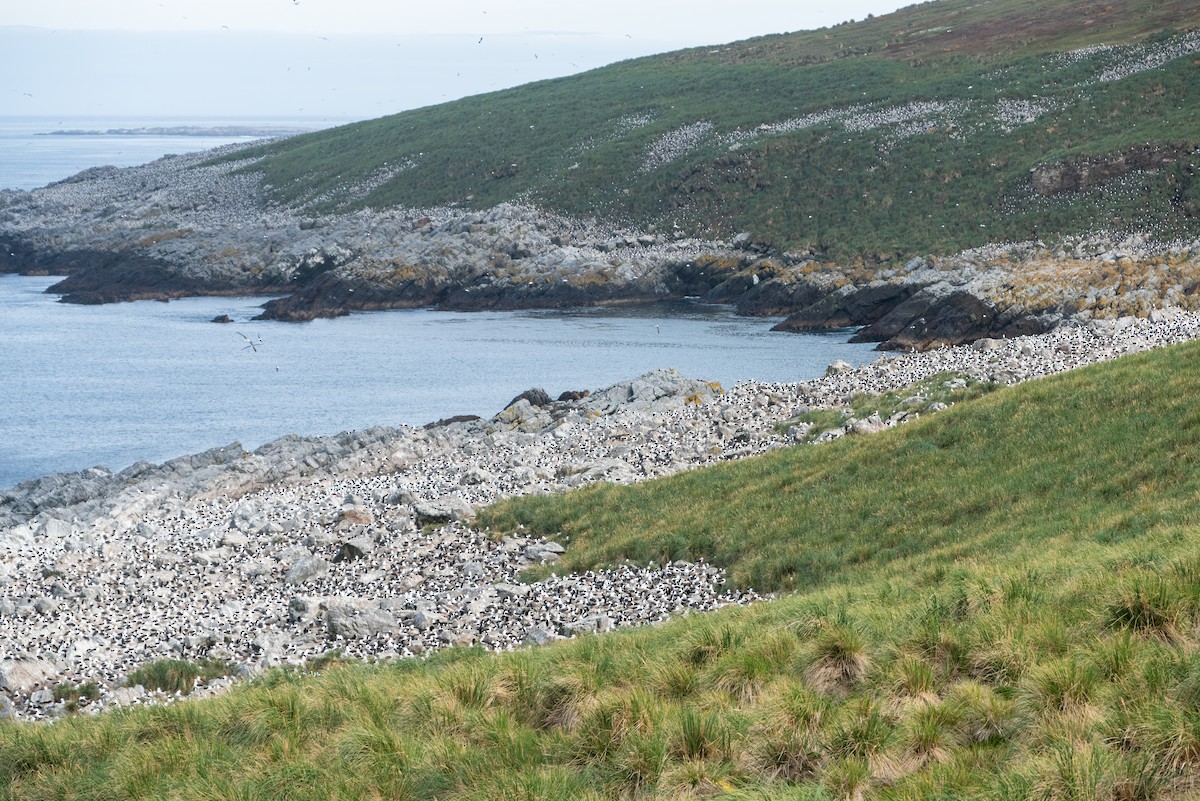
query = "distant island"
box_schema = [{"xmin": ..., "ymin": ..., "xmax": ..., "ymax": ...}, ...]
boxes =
[{"xmin": 39, "ymin": 125, "xmax": 312, "ymax": 137}]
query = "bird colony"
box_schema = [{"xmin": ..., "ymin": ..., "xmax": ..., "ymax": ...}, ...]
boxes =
[{"xmin": 3, "ymin": 309, "xmax": 1200, "ymax": 719}]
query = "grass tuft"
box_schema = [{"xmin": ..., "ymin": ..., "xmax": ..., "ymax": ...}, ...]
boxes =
[
  {"xmin": 1105, "ymin": 577, "xmax": 1183, "ymax": 642},
  {"xmin": 126, "ymin": 658, "xmax": 232, "ymax": 695}
]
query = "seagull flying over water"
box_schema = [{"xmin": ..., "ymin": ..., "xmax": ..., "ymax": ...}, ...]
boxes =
[{"xmin": 238, "ymin": 332, "xmax": 262, "ymax": 352}]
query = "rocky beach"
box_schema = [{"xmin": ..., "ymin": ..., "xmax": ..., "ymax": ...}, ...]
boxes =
[{"xmin": 2, "ymin": 308, "xmax": 1198, "ymax": 720}]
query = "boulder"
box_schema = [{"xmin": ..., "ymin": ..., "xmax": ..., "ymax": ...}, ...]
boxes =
[
  {"xmin": 37, "ymin": 518, "xmax": 72, "ymax": 539},
  {"xmin": 334, "ymin": 535, "xmax": 374, "ymax": 563},
  {"xmin": 412, "ymin": 497, "xmax": 474, "ymax": 526},
  {"xmin": 973, "ymin": 337, "xmax": 1005, "ymax": 351},
  {"xmin": 524, "ymin": 626, "xmax": 560, "ymax": 646},
  {"xmin": 0, "ymin": 526, "xmax": 34, "ymax": 550},
  {"xmin": 284, "ymin": 555, "xmax": 330, "ymax": 585},
  {"xmin": 505, "ymin": 387, "xmax": 552, "ymax": 408},
  {"xmin": 335, "ymin": 507, "xmax": 374, "ymax": 529},
  {"xmin": 825, "ymin": 359, "xmax": 853, "ymax": 375},
  {"xmin": 251, "ymin": 631, "xmax": 293, "ymax": 661},
  {"xmin": 288, "ymin": 596, "xmax": 321, "ymax": 624},
  {"xmin": 220, "ymin": 531, "xmax": 249, "ymax": 548},
  {"xmin": 104, "ymin": 686, "xmax": 146, "ymax": 708},
  {"xmin": 0, "ymin": 658, "xmax": 57, "ymax": 690},
  {"xmin": 524, "ymin": 541, "xmax": 566, "ymax": 562},
  {"xmin": 562, "ymin": 615, "xmax": 615, "ymax": 636},
  {"xmin": 326, "ymin": 605, "xmax": 399, "ymax": 638},
  {"xmin": 459, "ymin": 467, "xmax": 495, "ymax": 486},
  {"xmin": 412, "ymin": 609, "xmax": 444, "ymax": 631},
  {"xmin": 851, "ymin": 413, "xmax": 887, "ymax": 435}
]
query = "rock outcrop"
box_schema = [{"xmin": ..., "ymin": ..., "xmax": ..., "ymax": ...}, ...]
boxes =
[{"xmin": 1030, "ymin": 144, "xmax": 1197, "ymax": 196}]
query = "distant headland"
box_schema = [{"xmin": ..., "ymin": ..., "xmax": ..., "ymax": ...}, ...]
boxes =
[{"xmin": 38, "ymin": 126, "xmax": 312, "ymax": 137}]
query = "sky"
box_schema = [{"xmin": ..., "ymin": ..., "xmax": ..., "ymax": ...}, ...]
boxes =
[{"xmin": 3, "ymin": 1, "xmax": 911, "ymax": 121}]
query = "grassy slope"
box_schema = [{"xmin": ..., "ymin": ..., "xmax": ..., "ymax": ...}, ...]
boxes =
[
  {"xmin": 7, "ymin": 343, "xmax": 1200, "ymax": 799},
  {"xmin": 482, "ymin": 342, "xmax": 1200, "ymax": 592},
  {"xmin": 223, "ymin": 0, "xmax": 1200, "ymax": 260}
]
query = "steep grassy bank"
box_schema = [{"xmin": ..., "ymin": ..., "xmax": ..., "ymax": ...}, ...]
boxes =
[
  {"xmin": 483, "ymin": 340, "xmax": 1200, "ymax": 592},
  {"xmin": 222, "ymin": 0, "xmax": 1200, "ymax": 260},
  {"xmin": 5, "ymin": 342, "xmax": 1200, "ymax": 799}
]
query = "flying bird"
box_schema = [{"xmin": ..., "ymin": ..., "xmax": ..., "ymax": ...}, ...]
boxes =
[{"xmin": 238, "ymin": 332, "xmax": 262, "ymax": 352}]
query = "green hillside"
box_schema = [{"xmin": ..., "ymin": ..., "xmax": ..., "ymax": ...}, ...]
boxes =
[
  {"xmin": 222, "ymin": 0, "xmax": 1200, "ymax": 262},
  {"xmin": 482, "ymin": 342, "xmax": 1200, "ymax": 592},
  {"xmin": 7, "ymin": 341, "xmax": 1200, "ymax": 799}
]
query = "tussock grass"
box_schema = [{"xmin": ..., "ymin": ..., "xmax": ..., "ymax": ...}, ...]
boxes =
[
  {"xmin": 125, "ymin": 657, "xmax": 233, "ymax": 695},
  {"xmin": 6, "ymin": 342, "xmax": 1200, "ymax": 797}
]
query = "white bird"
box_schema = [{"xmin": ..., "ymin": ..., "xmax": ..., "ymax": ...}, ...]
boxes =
[{"xmin": 237, "ymin": 332, "xmax": 262, "ymax": 352}]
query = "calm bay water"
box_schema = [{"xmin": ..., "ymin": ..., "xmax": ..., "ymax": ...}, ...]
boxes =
[
  {"xmin": 0, "ymin": 276, "xmax": 879, "ymax": 488},
  {"xmin": 0, "ymin": 117, "xmax": 880, "ymax": 488}
]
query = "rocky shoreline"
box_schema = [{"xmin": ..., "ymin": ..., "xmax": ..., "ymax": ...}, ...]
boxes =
[
  {"xmin": 3, "ymin": 310, "xmax": 1200, "ymax": 720},
  {"xmin": 4, "ymin": 143, "xmax": 1198, "ymax": 350}
]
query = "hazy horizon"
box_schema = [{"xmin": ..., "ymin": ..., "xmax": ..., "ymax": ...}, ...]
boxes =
[{"xmin": 3, "ymin": 1, "xmax": 908, "ymax": 121}]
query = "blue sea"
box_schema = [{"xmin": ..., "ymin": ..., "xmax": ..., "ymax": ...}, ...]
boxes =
[{"xmin": 0, "ymin": 119, "xmax": 880, "ymax": 489}]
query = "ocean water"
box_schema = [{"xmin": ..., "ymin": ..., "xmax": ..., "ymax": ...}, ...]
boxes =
[
  {"xmin": 0, "ymin": 275, "xmax": 880, "ymax": 489},
  {"xmin": 0, "ymin": 116, "xmax": 346, "ymax": 190},
  {"xmin": 0, "ymin": 120, "xmax": 881, "ymax": 488}
]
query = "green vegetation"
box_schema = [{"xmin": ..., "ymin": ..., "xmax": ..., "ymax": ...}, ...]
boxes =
[
  {"xmin": 125, "ymin": 658, "xmax": 233, "ymax": 695},
  {"xmin": 51, "ymin": 681, "xmax": 100, "ymax": 714},
  {"xmin": 211, "ymin": 0, "xmax": 1200, "ymax": 261},
  {"xmin": 5, "ymin": 335, "xmax": 1200, "ymax": 798},
  {"xmin": 482, "ymin": 340, "xmax": 1200, "ymax": 592}
]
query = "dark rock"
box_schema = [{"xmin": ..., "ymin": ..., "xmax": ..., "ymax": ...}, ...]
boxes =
[
  {"xmin": 723, "ymin": 273, "xmax": 826, "ymax": 315},
  {"xmin": 557, "ymin": 390, "xmax": 590, "ymax": 402},
  {"xmin": 852, "ymin": 288, "xmax": 1054, "ymax": 351},
  {"xmin": 772, "ymin": 281, "xmax": 921, "ymax": 332},
  {"xmin": 211, "ymin": 314, "xmax": 233, "ymax": 324},
  {"xmin": 506, "ymin": 388, "xmax": 552, "ymax": 408},
  {"xmin": 48, "ymin": 251, "xmax": 283, "ymax": 304},
  {"xmin": 333, "ymin": 535, "xmax": 374, "ymax": 563},
  {"xmin": 256, "ymin": 273, "xmax": 405, "ymax": 321},
  {"xmin": 1031, "ymin": 144, "xmax": 1196, "ymax": 196},
  {"xmin": 423, "ymin": 414, "xmax": 482, "ymax": 429}
]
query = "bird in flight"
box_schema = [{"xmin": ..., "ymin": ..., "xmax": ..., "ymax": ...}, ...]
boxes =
[{"xmin": 238, "ymin": 332, "xmax": 262, "ymax": 352}]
